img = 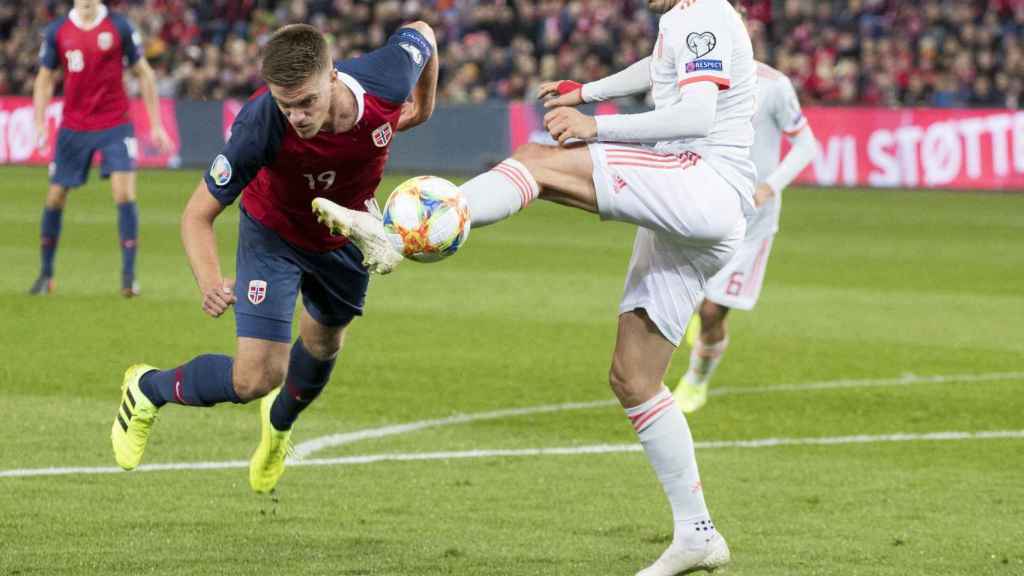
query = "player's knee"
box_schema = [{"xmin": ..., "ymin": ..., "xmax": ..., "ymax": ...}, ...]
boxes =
[
  {"xmin": 45, "ymin": 186, "xmax": 68, "ymax": 208},
  {"xmin": 608, "ymin": 362, "xmax": 646, "ymax": 404},
  {"xmin": 113, "ymin": 190, "xmax": 137, "ymax": 204},
  {"xmin": 232, "ymin": 361, "xmax": 286, "ymax": 402},
  {"xmin": 112, "ymin": 185, "xmax": 136, "ymax": 203}
]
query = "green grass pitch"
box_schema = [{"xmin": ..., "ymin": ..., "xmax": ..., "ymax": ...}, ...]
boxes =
[{"xmin": 0, "ymin": 165, "xmax": 1022, "ymax": 575}]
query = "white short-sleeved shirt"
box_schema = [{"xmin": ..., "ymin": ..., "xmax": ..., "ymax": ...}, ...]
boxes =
[
  {"xmin": 747, "ymin": 61, "xmax": 809, "ymax": 238},
  {"xmin": 649, "ymin": 0, "xmax": 757, "ymax": 213}
]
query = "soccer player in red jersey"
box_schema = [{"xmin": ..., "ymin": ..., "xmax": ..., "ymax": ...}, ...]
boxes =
[
  {"xmin": 110, "ymin": 22, "xmax": 438, "ymax": 494},
  {"xmin": 30, "ymin": 0, "xmax": 172, "ymax": 297}
]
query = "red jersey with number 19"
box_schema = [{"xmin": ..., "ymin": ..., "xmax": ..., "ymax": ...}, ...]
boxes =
[
  {"xmin": 39, "ymin": 4, "xmax": 141, "ymax": 131},
  {"xmin": 204, "ymin": 28, "xmax": 433, "ymax": 253}
]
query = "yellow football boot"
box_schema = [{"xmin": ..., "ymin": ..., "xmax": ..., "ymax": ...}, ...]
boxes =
[
  {"xmin": 249, "ymin": 386, "xmax": 292, "ymax": 493},
  {"xmin": 673, "ymin": 374, "xmax": 709, "ymax": 414},
  {"xmin": 111, "ymin": 364, "xmax": 160, "ymax": 470}
]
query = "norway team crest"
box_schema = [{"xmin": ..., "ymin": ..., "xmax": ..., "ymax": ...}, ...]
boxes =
[
  {"xmin": 247, "ymin": 280, "xmax": 267, "ymax": 306},
  {"xmin": 372, "ymin": 123, "xmax": 393, "ymax": 148}
]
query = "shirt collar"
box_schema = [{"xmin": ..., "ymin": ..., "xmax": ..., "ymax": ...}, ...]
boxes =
[{"xmin": 336, "ymin": 70, "xmax": 366, "ymax": 125}]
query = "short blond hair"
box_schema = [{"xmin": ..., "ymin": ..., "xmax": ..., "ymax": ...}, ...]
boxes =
[{"xmin": 261, "ymin": 24, "xmax": 330, "ymax": 88}]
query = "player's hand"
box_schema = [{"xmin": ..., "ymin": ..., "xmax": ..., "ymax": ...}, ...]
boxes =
[
  {"xmin": 754, "ymin": 182, "xmax": 776, "ymax": 208},
  {"xmin": 543, "ymin": 106, "xmax": 597, "ymax": 146},
  {"xmin": 200, "ymin": 278, "xmax": 235, "ymax": 318},
  {"xmin": 538, "ymin": 80, "xmax": 584, "ymax": 109},
  {"xmin": 151, "ymin": 125, "xmax": 174, "ymax": 155},
  {"xmin": 35, "ymin": 124, "xmax": 48, "ymax": 152},
  {"xmin": 396, "ymin": 101, "xmax": 419, "ymax": 132}
]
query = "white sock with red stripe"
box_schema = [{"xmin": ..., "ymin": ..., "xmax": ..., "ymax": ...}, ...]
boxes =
[
  {"xmin": 684, "ymin": 337, "xmax": 729, "ymax": 387},
  {"xmin": 461, "ymin": 158, "xmax": 540, "ymax": 227},
  {"xmin": 625, "ymin": 386, "xmax": 713, "ymax": 543}
]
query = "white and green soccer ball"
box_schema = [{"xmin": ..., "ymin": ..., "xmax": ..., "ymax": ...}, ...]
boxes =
[{"xmin": 382, "ymin": 175, "xmax": 471, "ymax": 263}]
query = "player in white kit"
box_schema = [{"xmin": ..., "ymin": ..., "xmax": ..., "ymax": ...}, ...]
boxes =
[
  {"xmin": 673, "ymin": 61, "xmax": 817, "ymax": 413},
  {"xmin": 454, "ymin": 1, "xmax": 754, "ymax": 573}
]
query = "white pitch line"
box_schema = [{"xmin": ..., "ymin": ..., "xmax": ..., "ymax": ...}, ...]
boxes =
[
  {"xmin": 708, "ymin": 371, "xmax": 1024, "ymax": 397},
  {"xmin": 292, "ymin": 399, "xmax": 614, "ymax": 459},
  {"xmin": 2, "ymin": 430, "xmax": 1022, "ymax": 479},
  {"xmin": 292, "ymin": 371, "xmax": 1024, "ymax": 459}
]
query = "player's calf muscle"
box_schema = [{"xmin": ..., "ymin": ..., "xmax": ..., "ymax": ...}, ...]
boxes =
[
  {"xmin": 45, "ymin": 186, "xmax": 68, "ymax": 207},
  {"xmin": 299, "ymin": 333, "xmax": 343, "ymax": 361}
]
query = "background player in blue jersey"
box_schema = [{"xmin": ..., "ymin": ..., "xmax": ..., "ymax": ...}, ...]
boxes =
[
  {"xmin": 30, "ymin": 0, "xmax": 173, "ymax": 297},
  {"xmin": 110, "ymin": 21, "xmax": 438, "ymax": 493}
]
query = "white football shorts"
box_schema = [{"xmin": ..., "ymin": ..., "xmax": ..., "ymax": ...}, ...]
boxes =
[
  {"xmin": 704, "ymin": 233, "xmax": 775, "ymax": 310},
  {"xmin": 589, "ymin": 143, "xmax": 746, "ymax": 346}
]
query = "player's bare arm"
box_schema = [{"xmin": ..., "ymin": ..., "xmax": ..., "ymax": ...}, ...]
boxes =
[
  {"xmin": 32, "ymin": 66, "xmax": 56, "ymax": 150},
  {"xmin": 181, "ymin": 180, "xmax": 235, "ymax": 317},
  {"xmin": 132, "ymin": 58, "xmax": 173, "ymax": 154},
  {"xmin": 396, "ymin": 21, "xmax": 439, "ymax": 132}
]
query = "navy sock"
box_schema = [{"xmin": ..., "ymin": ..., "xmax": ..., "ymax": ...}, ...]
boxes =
[
  {"xmin": 139, "ymin": 354, "xmax": 241, "ymax": 408},
  {"xmin": 40, "ymin": 207, "xmax": 63, "ymax": 277},
  {"xmin": 117, "ymin": 202, "xmax": 138, "ymax": 281},
  {"xmin": 270, "ymin": 338, "xmax": 336, "ymax": 431}
]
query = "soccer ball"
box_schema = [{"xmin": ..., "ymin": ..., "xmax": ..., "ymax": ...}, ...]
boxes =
[{"xmin": 382, "ymin": 175, "xmax": 471, "ymax": 262}]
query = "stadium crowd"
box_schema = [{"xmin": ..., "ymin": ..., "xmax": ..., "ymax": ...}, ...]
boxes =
[{"xmin": 1, "ymin": 0, "xmax": 1022, "ymax": 108}]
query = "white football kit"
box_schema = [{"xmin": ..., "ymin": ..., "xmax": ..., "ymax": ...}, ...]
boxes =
[
  {"xmin": 703, "ymin": 62, "xmax": 809, "ymax": 310},
  {"xmin": 586, "ymin": 0, "xmax": 757, "ymax": 345}
]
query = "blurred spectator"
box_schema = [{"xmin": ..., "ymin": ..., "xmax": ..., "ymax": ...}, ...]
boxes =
[{"xmin": 1, "ymin": 0, "xmax": 1020, "ymax": 108}]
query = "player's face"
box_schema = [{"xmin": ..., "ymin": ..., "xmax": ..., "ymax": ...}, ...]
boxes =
[
  {"xmin": 647, "ymin": 0, "xmax": 678, "ymax": 14},
  {"xmin": 269, "ymin": 69, "xmax": 333, "ymax": 139},
  {"xmin": 74, "ymin": 0, "xmax": 101, "ymax": 14}
]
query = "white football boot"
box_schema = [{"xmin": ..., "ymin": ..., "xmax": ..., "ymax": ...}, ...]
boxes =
[
  {"xmin": 636, "ymin": 532, "xmax": 730, "ymax": 576},
  {"xmin": 311, "ymin": 197, "xmax": 403, "ymax": 274}
]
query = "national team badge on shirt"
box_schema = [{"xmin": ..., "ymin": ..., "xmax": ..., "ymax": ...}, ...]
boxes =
[
  {"xmin": 98, "ymin": 31, "xmax": 113, "ymax": 51},
  {"xmin": 210, "ymin": 154, "xmax": 232, "ymax": 186},
  {"xmin": 248, "ymin": 280, "xmax": 267, "ymax": 306},
  {"xmin": 686, "ymin": 32, "xmax": 717, "ymax": 59},
  {"xmin": 372, "ymin": 123, "xmax": 393, "ymax": 148}
]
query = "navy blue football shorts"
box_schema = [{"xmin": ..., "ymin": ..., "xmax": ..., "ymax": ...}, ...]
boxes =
[
  {"xmin": 50, "ymin": 123, "xmax": 136, "ymax": 188},
  {"xmin": 234, "ymin": 209, "xmax": 369, "ymax": 343}
]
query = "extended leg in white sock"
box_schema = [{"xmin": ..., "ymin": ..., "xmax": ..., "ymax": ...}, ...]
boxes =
[{"xmin": 460, "ymin": 158, "xmax": 540, "ymax": 228}]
